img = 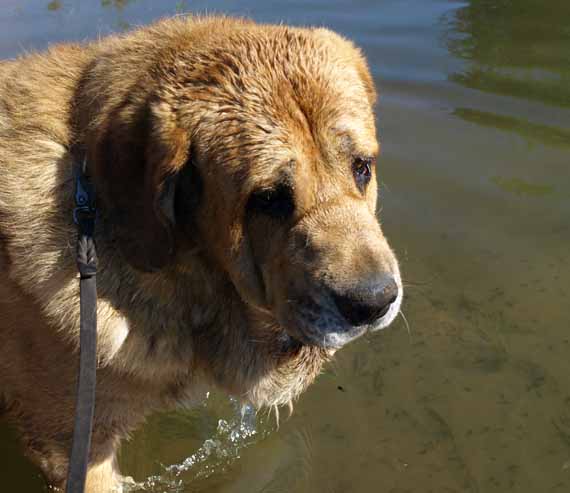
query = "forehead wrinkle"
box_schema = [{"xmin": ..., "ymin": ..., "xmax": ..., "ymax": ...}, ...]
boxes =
[
  {"xmin": 181, "ymin": 27, "xmax": 376, "ymax": 180},
  {"xmin": 331, "ymin": 129, "xmax": 379, "ymax": 159},
  {"xmin": 332, "ymin": 113, "xmax": 379, "ymax": 151}
]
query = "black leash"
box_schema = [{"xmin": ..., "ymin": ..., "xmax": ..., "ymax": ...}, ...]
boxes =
[{"xmin": 66, "ymin": 161, "xmax": 98, "ymax": 493}]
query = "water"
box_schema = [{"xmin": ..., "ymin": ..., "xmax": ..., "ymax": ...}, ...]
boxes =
[
  {"xmin": 120, "ymin": 397, "xmax": 263, "ymax": 492},
  {"xmin": 1, "ymin": 1, "xmax": 569, "ymax": 491}
]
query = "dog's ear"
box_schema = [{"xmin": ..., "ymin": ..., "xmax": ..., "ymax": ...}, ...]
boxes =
[{"xmin": 91, "ymin": 98, "xmax": 190, "ymax": 272}]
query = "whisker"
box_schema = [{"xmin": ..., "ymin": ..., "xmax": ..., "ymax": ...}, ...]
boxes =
[
  {"xmin": 401, "ymin": 279, "xmax": 430, "ymax": 288},
  {"xmin": 400, "ymin": 310, "xmax": 412, "ymax": 342},
  {"xmin": 401, "ymin": 283, "xmax": 424, "ymax": 290}
]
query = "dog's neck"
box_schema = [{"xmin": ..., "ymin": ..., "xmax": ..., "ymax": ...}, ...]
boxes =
[{"xmin": 91, "ymin": 230, "xmax": 328, "ymax": 409}]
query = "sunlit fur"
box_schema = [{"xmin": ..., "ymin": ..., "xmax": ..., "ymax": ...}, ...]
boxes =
[{"xmin": 0, "ymin": 15, "xmax": 400, "ymax": 492}]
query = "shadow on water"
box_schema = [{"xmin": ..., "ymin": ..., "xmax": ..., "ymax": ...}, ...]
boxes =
[{"xmin": 442, "ymin": 0, "xmax": 570, "ymax": 107}]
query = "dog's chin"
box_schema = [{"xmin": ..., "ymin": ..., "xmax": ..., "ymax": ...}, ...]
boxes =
[
  {"xmin": 277, "ymin": 292, "xmax": 403, "ymax": 350},
  {"xmin": 299, "ymin": 325, "xmax": 368, "ymax": 349},
  {"xmin": 277, "ymin": 308, "xmax": 365, "ymax": 350}
]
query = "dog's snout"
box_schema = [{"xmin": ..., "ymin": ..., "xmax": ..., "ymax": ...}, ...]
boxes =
[{"xmin": 332, "ymin": 277, "xmax": 398, "ymax": 327}]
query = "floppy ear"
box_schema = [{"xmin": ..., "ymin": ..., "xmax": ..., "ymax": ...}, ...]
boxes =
[{"xmin": 90, "ymin": 98, "xmax": 190, "ymax": 272}]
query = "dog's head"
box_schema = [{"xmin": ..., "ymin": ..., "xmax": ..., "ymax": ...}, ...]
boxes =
[{"xmin": 88, "ymin": 20, "xmax": 402, "ymax": 350}]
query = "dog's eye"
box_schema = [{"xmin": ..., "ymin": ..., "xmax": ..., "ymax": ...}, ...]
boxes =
[
  {"xmin": 247, "ymin": 184, "xmax": 295, "ymax": 220},
  {"xmin": 352, "ymin": 156, "xmax": 373, "ymax": 192}
]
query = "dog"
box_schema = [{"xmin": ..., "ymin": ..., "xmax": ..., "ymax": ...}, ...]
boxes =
[{"xmin": 0, "ymin": 15, "xmax": 402, "ymax": 492}]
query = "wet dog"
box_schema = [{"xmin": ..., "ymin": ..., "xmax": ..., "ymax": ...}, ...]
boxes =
[{"xmin": 0, "ymin": 15, "xmax": 402, "ymax": 491}]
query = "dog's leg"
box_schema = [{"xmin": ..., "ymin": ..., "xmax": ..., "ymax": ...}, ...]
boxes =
[
  {"xmin": 0, "ymin": 276, "xmax": 151, "ymax": 492},
  {"xmin": 84, "ymin": 449, "xmax": 122, "ymax": 493},
  {"xmin": 19, "ymin": 413, "xmax": 133, "ymax": 492},
  {"xmin": 20, "ymin": 422, "xmax": 124, "ymax": 492},
  {"xmin": 82, "ymin": 418, "xmax": 135, "ymax": 493}
]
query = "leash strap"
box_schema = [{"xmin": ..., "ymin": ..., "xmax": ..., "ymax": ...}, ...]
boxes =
[{"xmin": 66, "ymin": 162, "xmax": 98, "ymax": 493}]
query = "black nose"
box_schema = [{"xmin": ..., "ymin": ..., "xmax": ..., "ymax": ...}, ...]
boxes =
[{"xmin": 332, "ymin": 278, "xmax": 398, "ymax": 326}]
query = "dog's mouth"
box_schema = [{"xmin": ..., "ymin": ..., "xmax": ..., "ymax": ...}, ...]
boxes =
[
  {"xmin": 252, "ymin": 251, "xmax": 403, "ymax": 351},
  {"xmin": 291, "ymin": 322, "xmax": 368, "ymax": 350},
  {"xmin": 275, "ymin": 284, "xmax": 403, "ymax": 350}
]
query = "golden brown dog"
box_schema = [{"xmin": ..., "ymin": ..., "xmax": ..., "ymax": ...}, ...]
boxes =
[{"xmin": 0, "ymin": 15, "xmax": 402, "ymax": 492}]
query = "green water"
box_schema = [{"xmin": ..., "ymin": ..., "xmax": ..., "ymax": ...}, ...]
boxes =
[{"xmin": 1, "ymin": 1, "xmax": 569, "ymax": 491}]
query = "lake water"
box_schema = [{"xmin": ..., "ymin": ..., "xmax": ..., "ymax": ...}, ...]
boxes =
[{"xmin": 1, "ymin": 1, "xmax": 569, "ymax": 492}]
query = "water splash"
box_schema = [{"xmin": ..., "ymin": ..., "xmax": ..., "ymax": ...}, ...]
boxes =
[{"xmin": 125, "ymin": 399, "xmax": 266, "ymax": 492}]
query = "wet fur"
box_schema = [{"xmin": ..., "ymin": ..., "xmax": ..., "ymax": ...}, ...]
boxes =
[{"xmin": 0, "ymin": 15, "xmax": 395, "ymax": 492}]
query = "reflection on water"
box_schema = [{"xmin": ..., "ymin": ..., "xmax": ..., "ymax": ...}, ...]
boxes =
[
  {"xmin": 46, "ymin": 0, "xmax": 61, "ymax": 11},
  {"xmin": 101, "ymin": 0, "xmax": 136, "ymax": 9},
  {"xmin": 1, "ymin": 1, "xmax": 569, "ymax": 492},
  {"xmin": 490, "ymin": 176, "xmax": 554, "ymax": 198},
  {"xmin": 443, "ymin": 0, "xmax": 570, "ymax": 107},
  {"xmin": 453, "ymin": 108, "xmax": 570, "ymax": 150}
]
